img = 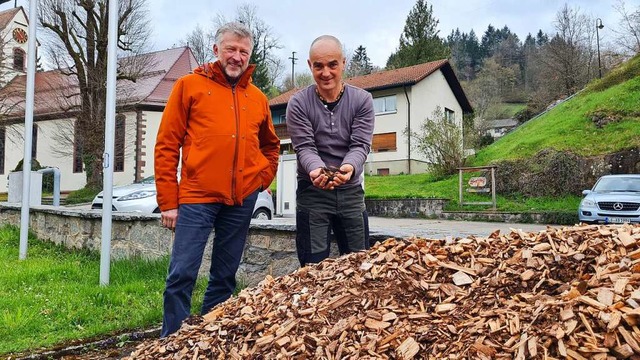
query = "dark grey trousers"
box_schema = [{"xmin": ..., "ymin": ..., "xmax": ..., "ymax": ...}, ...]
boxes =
[{"xmin": 295, "ymin": 180, "xmax": 368, "ymax": 266}]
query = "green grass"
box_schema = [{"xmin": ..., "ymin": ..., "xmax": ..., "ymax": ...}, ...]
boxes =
[
  {"xmin": 65, "ymin": 186, "xmax": 101, "ymax": 205},
  {"xmin": 0, "ymin": 226, "xmax": 207, "ymax": 355},
  {"xmin": 364, "ymin": 173, "xmax": 581, "ymax": 213}
]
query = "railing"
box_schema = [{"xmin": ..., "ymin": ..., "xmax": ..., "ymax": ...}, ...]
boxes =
[{"xmin": 274, "ymin": 124, "xmax": 289, "ymax": 140}]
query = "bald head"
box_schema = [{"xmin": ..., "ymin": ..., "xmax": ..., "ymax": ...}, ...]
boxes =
[
  {"xmin": 307, "ymin": 35, "xmax": 345, "ymax": 98},
  {"xmin": 309, "ymin": 35, "xmax": 344, "ymax": 59}
]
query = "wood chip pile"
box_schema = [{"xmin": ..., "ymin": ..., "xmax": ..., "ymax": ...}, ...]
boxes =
[{"xmin": 128, "ymin": 224, "xmax": 640, "ymax": 359}]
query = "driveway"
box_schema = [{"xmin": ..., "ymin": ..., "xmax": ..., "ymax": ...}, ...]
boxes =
[{"xmin": 264, "ymin": 216, "xmax": 550, "ymax": 240}]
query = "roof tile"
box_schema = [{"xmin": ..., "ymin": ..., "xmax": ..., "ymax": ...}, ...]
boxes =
[
  {"xmin": 270, "ymin": 59, "xmax": 449, "ymax": 107},
  {"xmin": 0, "ymin": 47, "xmax": 195, "ymax": 119},
  {"xmin": 0, "ymin": 6, "xmax": 21, "ymax": 31}
]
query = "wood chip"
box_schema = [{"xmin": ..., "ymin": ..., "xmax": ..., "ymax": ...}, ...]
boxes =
[
  {"xmin": 396, "ymin": 337, "xmax": 419, "ymax": 360},
  {"xmin": 452, "ymin": 270, "xmax": 473, "ymax": 286},
  {"xmin": 125, "ymin": 224, "xmax": 640, "ymax": 360}
]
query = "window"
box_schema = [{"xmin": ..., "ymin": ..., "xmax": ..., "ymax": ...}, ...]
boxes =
[
  {"xmin": 31, "ymin": 124, "xmax": 37, "ymax": 159},
  {"xmin": 13, "ymin": 48, "xmax": 25, "ymax": 71},
  {"xmin": 273, "ymin": 114, "xmax": 286, "ymax": 125},
  {"xmin": 372, "ymin": 132, "xmax": 396, "ymax": 152},
  {"xmin": 73, "ymin": 123, "xmax": 83, "ymax": 173},
  {"xmin": 0, "ymin": 128, "xmax": 5, "ymax": 175},
  {"xmin": 373, "ymin": 95, "xmax": 397, "ymax": 114},
  {"xmin": 445, "ymin": 107, "xmax": 455, "ymax": 123},
  {"xmin": 377, "ymin": 168, "xmax": 390, "ymax": 176},
  {"xmin": 114, "ymin": 114, "xmax": 126, "ymax": 172}
]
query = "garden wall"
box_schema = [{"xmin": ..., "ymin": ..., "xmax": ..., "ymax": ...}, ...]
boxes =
[{"xmin": 0, "ymin": 204, "xmax": 304, "ymax": 286}]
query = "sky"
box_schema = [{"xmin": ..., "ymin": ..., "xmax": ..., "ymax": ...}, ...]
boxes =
[{"xmin": 6, "ymin": 0, "xmax": 640, "ymax": 75}]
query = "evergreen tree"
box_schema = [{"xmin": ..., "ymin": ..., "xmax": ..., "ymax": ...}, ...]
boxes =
[
  {"xmin": 480, "ymin": 24, "xmax": 498, "ymax": 58},
  {"xmin": 536, "ymin": 30, "xmax": 549, "ymax": 46},
  {"xmin": 386, "ymin": 0, "xmax": 450, "ymax": 69},
  {"xmin": 346, "ymin": 45, "xmax": 373, "ymax": 77}
]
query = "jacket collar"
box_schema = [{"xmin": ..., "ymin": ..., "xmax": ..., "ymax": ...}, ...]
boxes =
[{"xmin": 193, "ymin": 60, "xmax": 256, "ymax": 88}]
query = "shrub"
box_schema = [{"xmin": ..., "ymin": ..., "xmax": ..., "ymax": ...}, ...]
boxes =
[
  {"xmin": 65, "ymin": 186, "xmax": 100, "ymax": 205},
  {"xmin": 476, "ymin": 134, "xmax": 494, "ymax": 148},
  {"xmin": 12, "ymin": 158, "xmax": 54, "ymax": 193},
  {"xmin": 406, "ymin": 107, "xmax": 465, "ymax": 177},
  {"xmin": 494, "ymin": 150, "xmax": 585, "ymax": 197}
]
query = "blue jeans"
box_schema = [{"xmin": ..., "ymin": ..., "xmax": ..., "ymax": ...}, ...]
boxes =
[{"xmin": 161, "ymin": 191, "xmax": 258, "ymax": 337}]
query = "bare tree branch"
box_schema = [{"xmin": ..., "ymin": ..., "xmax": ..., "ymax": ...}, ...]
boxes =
[
  {"xmin": 613, "ymin": 0, "xmax": 640, "ymax": 55},
  {"xmin": 38, "ymin": 0, "xmax": 152, "ymax": 188}
]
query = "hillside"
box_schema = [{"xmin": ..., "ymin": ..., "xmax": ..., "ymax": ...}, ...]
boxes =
[{"xmin": 469, "ymin": 54, "xmax": 640, "ymax": 166}]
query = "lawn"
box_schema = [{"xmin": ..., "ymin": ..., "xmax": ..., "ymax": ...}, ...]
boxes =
[
  {"xmin": 0, "ymin": 225, "xmax": 206, "ymax": 355},
  {"xmin": 364, "ymin": 173, "xmax": 582, "ymax": 213},
  {"xmin": 470, "ymin": 75, "xmax": 640, "ymax": 166}
]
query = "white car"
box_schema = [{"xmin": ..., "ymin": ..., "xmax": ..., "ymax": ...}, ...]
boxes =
[
  {"xmin": 578, "ymin": 174, "xmax": 640, "ymax": 224},
  {"xmin": 91, "ymin": 175, "xmax": 275, "ymax": 219}
]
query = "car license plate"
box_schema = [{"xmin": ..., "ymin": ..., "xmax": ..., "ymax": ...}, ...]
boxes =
[{"xmin": 607, "ymin": 217, "xmax": 627, "ymax": 224}]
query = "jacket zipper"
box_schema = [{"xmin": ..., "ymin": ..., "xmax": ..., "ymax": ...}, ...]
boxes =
[{"xmin": 231, "ymin": 85, "xmax": 240, "ymax": 204}]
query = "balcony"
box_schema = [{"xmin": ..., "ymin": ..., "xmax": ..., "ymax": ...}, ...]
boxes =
[{"xmin": 274, "ymin": 124, "xmax": 289, "ymax": 140}]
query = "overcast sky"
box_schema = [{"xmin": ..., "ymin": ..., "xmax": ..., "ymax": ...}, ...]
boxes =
[
  {"xmin": 146, "ymin": 0, "xmax": 638, "ymax": 72},
  {"xmin": 7, "ymin": 0, "xmax": 640, "ymax": 74}
]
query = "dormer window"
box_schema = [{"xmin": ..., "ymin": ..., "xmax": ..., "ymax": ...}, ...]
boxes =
[{"xmin": 13, "ymin": 48, "xmax": 25, "ymax": 71}]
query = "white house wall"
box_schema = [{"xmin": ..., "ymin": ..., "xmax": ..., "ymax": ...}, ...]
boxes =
[
  {"xmin": 1, "ymin": 111, "xmax": 142, "ymax": 193},
  {"xmin": 409, "ymin": 70, "xmax": 464, "ymax": 164},
  {"xmin": 370, "ymin": 87, "xmax": 409, "ymax": 162},
  {"xmin": 142, "ymin": 110, "xmax": 162, "ymax": 178},
  {"xmin": 366, "ymin": 70, "xmax": 465, "ymax": 174}
]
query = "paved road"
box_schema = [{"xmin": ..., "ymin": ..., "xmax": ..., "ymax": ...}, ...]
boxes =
[
  {"xmin": 65, "ymin": 203, "xmax": 551, "ymax": 239},
  {"xmin": 264, "ymin": 216, "xmax": 550, "ymax": 240}
]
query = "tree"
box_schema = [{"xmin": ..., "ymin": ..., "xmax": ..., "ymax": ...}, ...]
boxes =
[
  {"xmin": 479, "ymin": 25, "xmax": 522, "ymax": 68},
  {"xmin": 214, "ymin": 4, "xmax": 283, "ymax": 93},
  {"xmin": 346, "ymin": 45, "xmax": 373, "ymax": 77},
  {"xmin": 462, "ymin": 57, "xmax": 516, "ymax": 121},
  {"xmin": 39, "ymin": 0, "xmax": 153, "ymax": 189},
  {"xmin": 386, "ymin": 0, "xmax": 450, "ymax": 69},
  {"xmin": 405, "ymin": 106, "xmax": 464, "ymax": 176},
  {"xmin": 281, "ymin": 72, "xmax": 313, "ymax": 91},
  {"xmin": 182, "ymin": 24, "xmax": 214, "ymax": 65},
  {"xmin": 613, "ymin": 0, "xmax": 640, "ymax": 54},
  {"xmin": 539, "ymin": 4, "xmax": 595, "ymax": 96},
  {"xmin": 536, "ymin": 30, "xmax": 549, "ymax": 47},
  {"xmin": 446, "ymin": 28, "xmax": 481, "ymax": 81}
]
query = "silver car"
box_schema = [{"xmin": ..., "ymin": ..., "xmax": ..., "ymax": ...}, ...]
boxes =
[
  {"xmin": 578, "ymin": 174, "xmax": 640, "ymax": 224},
  {"xmin": 91, "ymin": 175, "xmax": 275, "ymax": 219}
]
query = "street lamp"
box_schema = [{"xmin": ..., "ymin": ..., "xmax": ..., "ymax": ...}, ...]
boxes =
[{"xmin": 596, "ymin": 18, "xmax": 604, "ymax": 79}]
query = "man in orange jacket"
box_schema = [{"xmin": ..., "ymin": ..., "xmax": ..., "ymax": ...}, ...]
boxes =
[{"xmin": 154, "ymin": 22, "xmax": 280, "ymax": 337}]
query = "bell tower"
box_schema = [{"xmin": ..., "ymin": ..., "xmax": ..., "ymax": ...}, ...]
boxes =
[{"xmin": 0, "ymin": 6, "xmax": 31, "ymax": 87}]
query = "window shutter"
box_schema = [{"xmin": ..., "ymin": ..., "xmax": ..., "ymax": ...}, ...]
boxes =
[{"xmin": 372, "ymin": 132, "xmax": 396, "ymax": 152}]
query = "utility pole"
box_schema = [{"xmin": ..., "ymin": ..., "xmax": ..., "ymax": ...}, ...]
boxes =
[{"xmin": 288, "ymin": 51, "xmax": 298, "ymax": 88}]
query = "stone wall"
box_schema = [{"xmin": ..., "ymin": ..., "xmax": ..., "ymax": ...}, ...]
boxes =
[
  {"xmin": 438, "ymin": 210, "xmax": 578, "ymax": 225},
  {"xmin": 0, "ymin": 204, "xmax": 306, "ymax": 287},
  {"xmin": 365, "ymin": 198, "xmax": 448, "ymax": 217}
]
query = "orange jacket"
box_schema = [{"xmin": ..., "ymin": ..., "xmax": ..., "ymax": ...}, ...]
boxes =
[{"xmin": 154, "ymin": 61, "xmax": 280, "ymax": 211}]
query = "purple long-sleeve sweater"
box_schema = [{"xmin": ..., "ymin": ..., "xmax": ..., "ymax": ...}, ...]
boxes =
[{"xmin": 286, "ymin": 84, "xmax": 375, "ymax": 188}]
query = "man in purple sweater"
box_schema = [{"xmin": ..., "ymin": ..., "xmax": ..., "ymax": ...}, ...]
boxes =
[{"xmin": 286, "ymin": 35, "xmax": 375, "ymax": 266}]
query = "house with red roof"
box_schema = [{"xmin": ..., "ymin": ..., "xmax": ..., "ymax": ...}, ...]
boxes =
[
  {"xmin": 270, "ymin": 59, "xmax": 473, "ymax": 175},
  {"xmin": 0, "ymin": 43, "xmax": 198, "ymax": 192}
]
